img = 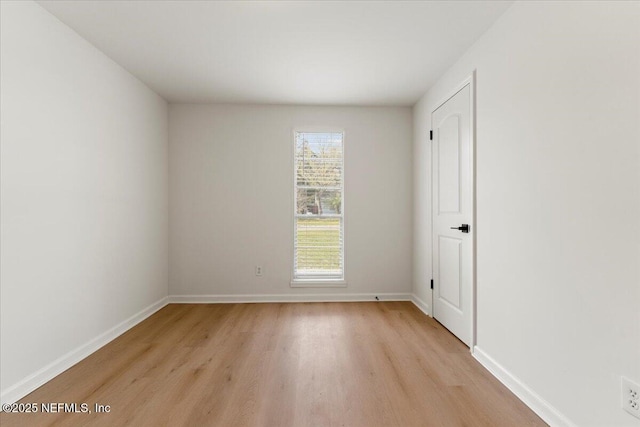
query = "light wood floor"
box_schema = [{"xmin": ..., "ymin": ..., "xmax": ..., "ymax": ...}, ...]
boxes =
[{"xmin": 1, "ymin": 302, "xmax": 546, "ymax": 427}]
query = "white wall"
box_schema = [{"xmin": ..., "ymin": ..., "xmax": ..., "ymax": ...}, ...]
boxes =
[
  {"xmin": 413, "ymin": 2, "xmax": 640, "ymax": 426},
  {"xmin": 170, "ymin": 104, "xmax": 412, "ymax": 298},
  {"xmin": 0, "ymin": 1, "xmax": 168, "ymax": 401}
]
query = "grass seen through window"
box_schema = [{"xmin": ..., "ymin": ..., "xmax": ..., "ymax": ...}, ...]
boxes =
[{"xmin": 295, "ymin": 217, "xmax": 341, "ymax": 272}]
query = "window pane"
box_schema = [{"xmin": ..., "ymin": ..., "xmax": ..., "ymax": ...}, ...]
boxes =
[
  {"xmin": 295, "ymin": 217, "xmax": 342, "ymax": 276},
  {"xmin": 296, "ymin": 189, "xmax": 342, "ymax": 215},
  {"xmin": 296, "ymin": 133, "xmax": 343, "ymax": 187}
]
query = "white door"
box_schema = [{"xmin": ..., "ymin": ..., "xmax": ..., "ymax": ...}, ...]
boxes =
[{"xmin": 431, "ymin": 83, "xmax": 473, "ymax": 347}]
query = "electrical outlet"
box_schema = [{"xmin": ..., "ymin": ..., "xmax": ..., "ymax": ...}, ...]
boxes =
[
  {"xmin": 255, "ymin": 266, "xmax": 263, "ymax": 276},
  {"xmin": 622, "ymin": 376, "xmax": 640, "ymax": 419}
]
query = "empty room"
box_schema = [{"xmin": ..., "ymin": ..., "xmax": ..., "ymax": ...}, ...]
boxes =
[{"xmin": 1, "ymin": 1, "xmax": 639, "ymax": 426}]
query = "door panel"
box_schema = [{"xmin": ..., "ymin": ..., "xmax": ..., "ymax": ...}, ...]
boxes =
[
  {"xmin": 438, "ymin": 115, "xmax": 460, "ymax": 214},
  {"xmin": 432, "ymin": 84, "xmax": 472, "ymax": 346},
  {"xmin": 438, "ymin": 236, "xmax": 462, "ymax": 310}
]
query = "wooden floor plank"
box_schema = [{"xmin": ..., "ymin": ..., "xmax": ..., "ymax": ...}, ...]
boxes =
[{"xmin": 1, "ymin": 302, "xmax": 546, "ymax": 426}]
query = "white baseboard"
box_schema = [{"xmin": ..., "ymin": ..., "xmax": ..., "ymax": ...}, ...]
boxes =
[
  {"xmin": 410, "ymin": 293, "xmax": 431, "ymax": 317},
  {"xmin": 168, "ymin": 293, "xmax": 412, "ymax": 304},
  {"xmin": 0, "ymin": 297, "xmax": 169, "ymax": 405},
  {"xmin": 472, "ymin": 346, "xmax": 575, "ymax": 427}
]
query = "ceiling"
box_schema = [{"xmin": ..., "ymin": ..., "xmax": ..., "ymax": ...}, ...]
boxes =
[{"xmin": 38, "ymin": 1, "xmax": 512, "ymax": 106}]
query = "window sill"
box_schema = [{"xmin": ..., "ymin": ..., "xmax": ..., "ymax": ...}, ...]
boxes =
[{"xmin": 290, "ymin": 280, "xmax": 347, "ymax": 288}]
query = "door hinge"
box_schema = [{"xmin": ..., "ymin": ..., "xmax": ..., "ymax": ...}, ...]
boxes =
[
  {"xmin": 429, "ymin": 130, "xmax": 433, "ymax": 140},
  {"xmin": 430, "ymin": 279, "xmax": 434, "ymax": 289}
]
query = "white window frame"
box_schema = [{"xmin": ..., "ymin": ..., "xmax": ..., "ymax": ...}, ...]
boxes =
[{"xmin": 291, "ymin": 128, "xmax": 346, "ymax": 288}]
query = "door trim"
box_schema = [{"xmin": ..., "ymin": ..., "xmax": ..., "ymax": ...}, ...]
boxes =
[{"xmin": 430, "ymin": 71, "xmax": 477, "ymax": 350}]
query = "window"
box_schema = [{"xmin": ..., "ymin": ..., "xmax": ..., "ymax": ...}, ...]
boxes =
[{"xmin": 293, "ymin": 131, "xmax": 344, "ymax": 283}]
